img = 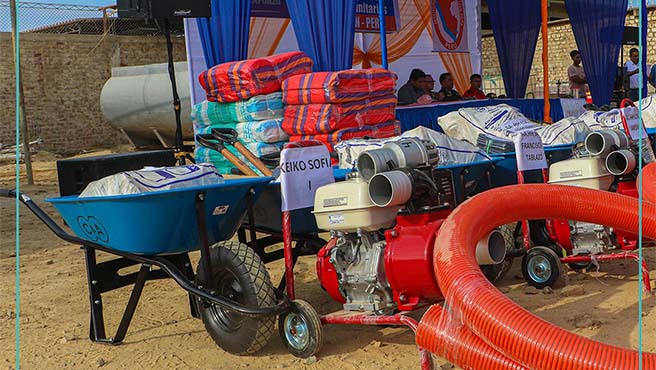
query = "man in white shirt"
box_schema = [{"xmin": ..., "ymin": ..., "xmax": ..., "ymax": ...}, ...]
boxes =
[
  {"xmin": 625, "ymin": 47, "xmax": 641, "ymax": 102},
  {"xmin": 567, "ymin": 50, "xmax": 586, "ymax": 98}
]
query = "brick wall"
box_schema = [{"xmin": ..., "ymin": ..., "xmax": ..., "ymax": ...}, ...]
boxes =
[
  {"xmin": 0, "ymin": 33, "xmax": 186, "ymax": 154},
  {"xmin": 481, "ymin": 8, "xmax": 656, "ymax": 97}
]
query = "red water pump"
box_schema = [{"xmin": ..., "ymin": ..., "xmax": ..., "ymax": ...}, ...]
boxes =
[{"xmin": 311, "ymin": 138, "xmax": 506, "ymax": 312}]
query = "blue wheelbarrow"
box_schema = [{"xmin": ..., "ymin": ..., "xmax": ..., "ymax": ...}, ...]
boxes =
[{"xmin": 1, "ymin": 177, "xmax": 292, "ymax": 356}]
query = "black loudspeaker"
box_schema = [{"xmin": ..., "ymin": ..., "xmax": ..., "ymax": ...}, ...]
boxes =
[
  {"xmin": 623, "ymin": 26, "xmax": 639, "ymax": 46},
  {"xmin": 117, "ymin": 0, "xmax": 211, "ymax": 19}
]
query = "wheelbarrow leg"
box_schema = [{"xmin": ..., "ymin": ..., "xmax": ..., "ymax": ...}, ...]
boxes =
[
  {"xmin": 84, "ymin": 246, "xmax": 107, "ymax": 342},
  {"xmin": 112, "ymin": 264, "xmax": 150, "ymax": 343}
]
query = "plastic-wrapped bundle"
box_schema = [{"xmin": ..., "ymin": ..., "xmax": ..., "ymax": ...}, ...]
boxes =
[
  {"xmin": 80, "ymin": 163, "xmax": 223, "ymax": 197},
  {"xmin": 191, "ymin": 93, "xmax": 284, "ymax": 126},
  {"xmin": 199, "ymin": 51, "xmax": 313, "ymax": 103},
  {"xmin": 289, "ymin": 120, "xmax": 401, "ymax": 151},
  {"xmin": 282, "ymin": 68, "xmax": 397, "ymax": 105},
  {"xmin": 281, "ymin": 94, "xmax": 397, "ymax": 135},
  {"xmin": 335, "ymin": 126, "xmax": 491, "ymax": 169},
  {"xmin": 195, "ymin": 119, "xmax": 288, "ymax": 144}
]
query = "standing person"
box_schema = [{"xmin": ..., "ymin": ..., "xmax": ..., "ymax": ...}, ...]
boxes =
[
  {"xmin": 567, "ymin": 50, "xmax": 587, "ymax": 98},
  {"xmin": 462, "ymin": 74, "xmax": 486, "ymax": 99},
  {"xmin": 625, "ymin": 48, "xmax": 641, "ymax": 102},
  {"xmin": 438, "ymin": 73, "xmax": 462, "ymax": 102},
  {"xmin": 397, "ymin": 69, "xmax": 431, "ymax": 105}
]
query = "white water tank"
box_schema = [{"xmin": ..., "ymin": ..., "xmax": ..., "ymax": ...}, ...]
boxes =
[{"xmin": 100, "ymin": 62, "xmax": 193, "ymax": 148}]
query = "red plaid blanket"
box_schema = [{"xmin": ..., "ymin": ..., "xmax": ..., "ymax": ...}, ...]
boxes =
[
  {"xmin": 199, "ymin": 51, "xmax": 313, "ymax": 103},
  {"xmin": 281, "ymin": 94, "xmax": 397, "ymax": 135},
  {"xmin": 288, "ymin": 120, "xmax": 401, "ymax": 152},
  {"xmin": 282, "ymin": 68, "xmax": 397, "ymax": 105}
]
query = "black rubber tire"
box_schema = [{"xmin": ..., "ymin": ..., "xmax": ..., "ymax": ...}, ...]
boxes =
[
  {"xmin": 196, "ymin": 241, "xmax": 276, "ymax": 355},
  {"xmin": 521, "ymin": 246, "xmax": 564, "ymax": 289},
  {"xmin": 481, "ymin": 223, "xmax": 517, "ymax": 284},
  {"xmin": 278, "ymin": 299, "xmax": 323, "ymax": 359}
]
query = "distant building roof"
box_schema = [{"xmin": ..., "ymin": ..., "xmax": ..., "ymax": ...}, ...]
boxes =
[{"xmin": 27, "ymin": 17, "xmax": 184, "ymax": 36}]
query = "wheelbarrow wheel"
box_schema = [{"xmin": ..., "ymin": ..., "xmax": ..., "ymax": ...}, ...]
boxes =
[
  {"xmin": 481, "ymin": 223, "xmax": 517, "ymax": 284},
  {"xmin": 196, "ymin": 241, "xmax": 276, "ymax": 355},
  {"xmin": 278, "ymin": 299, "xmax": 323, "ymax": 359}
]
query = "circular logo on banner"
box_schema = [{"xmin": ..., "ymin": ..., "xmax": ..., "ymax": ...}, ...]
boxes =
[{"xmin": 432, "ymin": 0, "xmax": 466, "ymax": 51}]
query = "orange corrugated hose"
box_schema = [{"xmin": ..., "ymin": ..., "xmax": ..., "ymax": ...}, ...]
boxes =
[
  {"xmin": 644, "ymin": 162, "xmax": 656, "ymax": 204},
  {"xmin": 417, "ymin": 165, "xmax": 656, "ymax": 369}
]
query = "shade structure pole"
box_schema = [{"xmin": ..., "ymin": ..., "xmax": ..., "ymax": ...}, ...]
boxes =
[
  {"xmin": 541, "ymin": 0, "xmax": 551, "ymax": 123},
  {"xmin": 378, "ymin": 0, "xmax": 388, "ymax": 69}
]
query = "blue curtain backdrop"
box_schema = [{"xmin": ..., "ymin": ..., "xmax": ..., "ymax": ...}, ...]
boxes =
[
  {"xmin": 487, "ymin": 0, "xmax": 541, "ymax": 99},
  {"xmin": 287, "ymin": 0, "xmax": 357, "ymax": 72},
  {"xmin": 196, "ymin": 0, "xmax": 251, "ymax": 68},
  {"xmin": 565, "ymin": 0, "xmax": 628, "ymax": 105}
]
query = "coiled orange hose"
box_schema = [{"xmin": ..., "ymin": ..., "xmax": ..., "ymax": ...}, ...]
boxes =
[
  {"xmin": 644, "ymin": 162, "xmax": 656, "ymax": 204},
  {"xmin": 417, "ymin": 305, "xmax": 527, "ymax": 370},
  {"xmin": 417, "ymin": 170, "xmax": 656, "ymax": 369}
]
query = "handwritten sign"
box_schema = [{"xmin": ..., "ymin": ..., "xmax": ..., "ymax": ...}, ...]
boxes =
[
  {"xmin": 514, "ymin": 131, "xmax": 547, "ymax": 171},
  {"xmin": 621, "ymin": 106, "xmax": 648, "ymax": 140},
  {"xmin": 280, "ymin": 145, "xmax": 334, "ymax": 212}
]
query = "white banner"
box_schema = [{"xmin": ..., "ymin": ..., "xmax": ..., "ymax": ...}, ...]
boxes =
[
  {"xmin": 514, "ymin": 131, "xmax": 547, "ymax": 171},
  {"xmin": 280, "ymin": 145, "xmax": 334, "ymax": 212},
  {"xmin": 430, "ymin": 0, "xmax": 469, "ymax": 53}
]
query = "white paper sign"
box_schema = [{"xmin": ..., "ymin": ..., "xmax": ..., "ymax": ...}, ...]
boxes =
[
  {"xmin": 621, "ymin": 107, "xmax": 649, "ymax": 140},
  {"xmin": 514, "ymin": 131, "xmax": 547, "ymax": 171},
  {"xmin": 280, "ymin": 145, "xmax": 334, "ymax": 212}
]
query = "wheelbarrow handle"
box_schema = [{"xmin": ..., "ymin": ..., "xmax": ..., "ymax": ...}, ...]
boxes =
[{"xmin": 0, "ymin": 189, "xmax": 16, "ymax": 198}]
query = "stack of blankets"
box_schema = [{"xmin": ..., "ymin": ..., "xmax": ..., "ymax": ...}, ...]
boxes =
[
  {"xmin": 194, "ymin": 51, "xmax": 313, "ymax": 174},
  {"xmin": 281, "ymin": 68, "xmax": 400, "ymax": 151}
]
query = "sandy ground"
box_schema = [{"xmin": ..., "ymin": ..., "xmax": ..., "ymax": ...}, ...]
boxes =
[{"xmin": 1, "ymin": 151, "xmax": 656, "ymax": 370}]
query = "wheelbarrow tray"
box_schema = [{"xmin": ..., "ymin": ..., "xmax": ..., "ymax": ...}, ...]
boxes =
[
  {"xmin": 436, "ymin": 158, "xmax": 501, "ymax": 203},
  {"xmin": 248, "ymin": 168, "xmax": 351, "ymax": 235},
  {"xmin": 488, "ymin": 144, "xmax": 574, "ymax": 187},
  {"xmin": 47, "ymin": 177, "xmax": 272, "ymax": 255}
]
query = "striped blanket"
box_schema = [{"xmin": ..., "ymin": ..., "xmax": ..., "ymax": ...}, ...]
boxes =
[
  {"xmin": 282, "ymin": 94, "xmax": 397, "ymax": 135},
  {"xmin": 199, "ymin": 52, "xmax": 313, "ymax": 103},
  {"xmin": 289, "ymin": 120, "xmax": 401, "ymax": 151},
  {"xmin": 191, "ymin": 93, "xmax": 284, "ymax": 125},
  {"xmin": 282, "ymin": 68, "xmax": 397, "ymax": 105}
]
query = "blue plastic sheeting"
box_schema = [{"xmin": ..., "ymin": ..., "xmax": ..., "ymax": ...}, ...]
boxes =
[
  {"xmin": 196, "ymin": 0, "xmax": 252, "ymax": 68},
  {"xmin": 565, "ymin": 0, "xmax": 628, "ymax": 106},
  {"xmin": 487, "ymin": 0, "xmax": 541, "ymax": 98},
  {"xmin": 287, "ymin": 0, "xmax": 357, "ymax": 72},
  {"xmin": 395, "ymin": 99, "xmax": 569, "ymax": 133}
]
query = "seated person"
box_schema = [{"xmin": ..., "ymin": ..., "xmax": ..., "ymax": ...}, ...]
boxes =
[
  {"xmin": 462, "ymin": 74, "xmax": 486, "ymax": 99},
  {"xmin": 438, "ymin": 73, "xmax": 462, "ymax": 102},
  {"xmin": 397, "ymin": 69, "xmax": 432, "ymax": 105},
  {"xmin": 420, "ymin": 74, "xmax": 444, "ymax": 101}
]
